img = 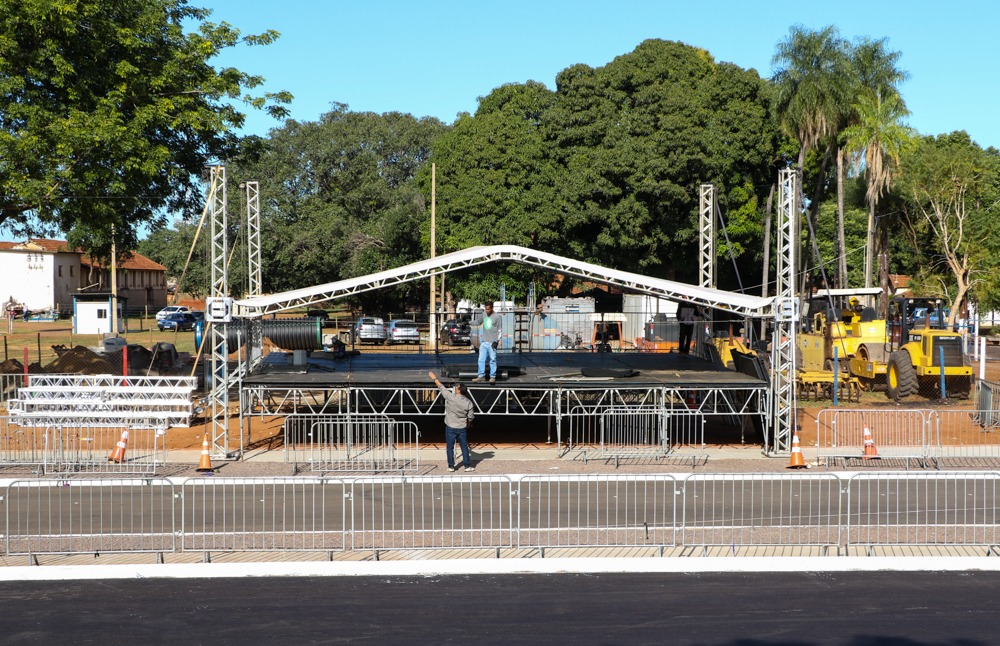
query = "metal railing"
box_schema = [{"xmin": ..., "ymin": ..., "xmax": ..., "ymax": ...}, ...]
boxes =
[
  {"xmin": 282, "ymin": 414, "xmax": 420, "ymax": 472},
  {"xmin": 6, "ymin": 472, "xmax": 1000, "ymax": 559},
  {"xmin": 815, "ymin": 407, "xmax": 1000, "ymax": 466},
  {"xmin": 0, "ymin": 418, "xmax": 166, "ymax": 474}
]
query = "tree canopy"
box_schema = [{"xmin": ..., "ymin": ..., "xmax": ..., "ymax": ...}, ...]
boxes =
[{"xmin": 0, "ymin": 0, "xmax": 290, "ymax": 256}]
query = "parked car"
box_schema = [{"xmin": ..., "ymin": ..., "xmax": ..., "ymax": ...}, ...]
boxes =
[
  {"xmin": 155, "ymin": 305, "xmax": 190, "ymax": 321},
  {"xmin": 189, "ymin": 310, "xmax": 205, "ymax": 324},
  {"xmin": 158, "ymin": 312, "xmax": 197, "ymax": 331},
  {"xmin": 304, "ymin": 309, "xmax": 334, "ymax": 328},
  {"xmin": 909, "ymin": 307, "xmax": 948, "ymax": 329},
  {"xmin": 354, "ymin": 316, "xmax": 387, "ymax": 344},
  {"xmin": 440, "ymin": 318, "xmax": 471, "ymax": 345},
  {"xmin": 387, "ymin": 319, "xmax": 421, "ymax": 344}
]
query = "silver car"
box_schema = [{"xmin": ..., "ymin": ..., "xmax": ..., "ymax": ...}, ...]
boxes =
[
  {"xmin": 354, "ymin": 316, "xmax": 387, "ymax": 344},
  {"xmin": 386, "ymin": 319, "xmax": 420, "ymax": 345}
]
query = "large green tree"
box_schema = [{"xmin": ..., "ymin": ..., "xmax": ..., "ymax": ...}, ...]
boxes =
[
  {"xmin": 0, "ymin": 0, "xmax": 290, "ymax": 255},
  {"xmin": 432, "ymin": 39, "xmax": 780, "ymax": 301},
  {"xmin": 895, "ymin": 132, "xmax": 1000, "ymax": 325},
  {"xmin": 221, "ymin": 105, "xmax": 448, "ymax": 311}
]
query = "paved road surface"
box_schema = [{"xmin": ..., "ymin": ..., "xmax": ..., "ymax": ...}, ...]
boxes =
[{"xmin": 2, "ymin": 571, "xmax": 997, "ymax": 645}]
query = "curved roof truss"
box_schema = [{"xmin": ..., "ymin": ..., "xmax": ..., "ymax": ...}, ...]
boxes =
[{"xmin": 234, "ymin": 245, "xmax": 775, "ymax": 319}]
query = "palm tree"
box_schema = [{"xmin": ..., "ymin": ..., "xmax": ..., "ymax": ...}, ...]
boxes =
[
  {"xmin": 844, "ymin": 38, "xmax": 910, "ymax": 291},
  {"xmin": 841, "ymin": 92, "xmax": 913, "ymax": 297},
  {"xmin": 772, "ymin": 26, "xmax": 852, "ymax": 170},
  {"xmin": 771, "ymin": 25, "xmax": 851, "ymax": 292}
]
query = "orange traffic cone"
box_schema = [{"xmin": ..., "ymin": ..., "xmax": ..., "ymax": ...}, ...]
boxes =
[
  {"xmin": 685, "ymin": 390, "xmax": 698, "ymax": 409},
  {"xmin": 196, "ymin": 433, "xmax": 214, "ymax": 472},
  {"xmin": 108, "ymin": 429, "xmax": 129, "ymax": 463},
  {"xmin": 862, "ymin": 425, "xmax": 880, "ymax": 460},
  {"xmin": 787, "ymin": 430, "xmax": 807, "ymax": 469}
]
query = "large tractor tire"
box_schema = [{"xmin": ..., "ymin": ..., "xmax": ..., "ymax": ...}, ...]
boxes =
[{"xmin": 886, "ymin": 350, "xmax": 918, "ymax": 401}]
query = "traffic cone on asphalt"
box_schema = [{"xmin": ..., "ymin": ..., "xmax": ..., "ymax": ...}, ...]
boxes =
[
  {"xmin": 786, "ymin": 430, "xmax": 807, "ymax": 469},
  {"xmin": 862, "ymin": 425, "xmax": 880, "ymax": 460},
  {"xmin": 107, "ymin": 429, "xmax": 129, "ymax": 463},
  {"xmin": 196, "ymin": 432, "xmax": 214, "ymax": 472}
]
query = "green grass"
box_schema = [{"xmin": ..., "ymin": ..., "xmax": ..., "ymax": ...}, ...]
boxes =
[{"xmin": 1, "ymin": 317, "xmax": 197, "ymax": 367}]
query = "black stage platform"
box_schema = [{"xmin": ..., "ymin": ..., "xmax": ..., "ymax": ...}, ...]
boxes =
[{"xmin": 243, "ymin": 349, "xmax": 765, "ymax": 389}]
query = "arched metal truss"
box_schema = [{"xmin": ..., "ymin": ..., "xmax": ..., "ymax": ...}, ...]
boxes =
[{"xmin": 235, "ymin": 245, "xmax": 775, "ymax": 319}]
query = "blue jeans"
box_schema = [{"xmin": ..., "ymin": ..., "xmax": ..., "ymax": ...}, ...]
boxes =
[
  {"xmin": 477, "ymin": 341, "xmax": 497, "ymax": 378},
  {"xmin": 445, "ymin": 425, "xmax": 471, "ymax": 468}
]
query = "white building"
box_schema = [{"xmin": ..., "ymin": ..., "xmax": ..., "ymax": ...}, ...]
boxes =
[
  {"xmin": 73, "ymin": 293, "xmax": 127, "ymax": 334},
  {"xmin": 0, "ymin": 239, "xmax": 168, "ymax": 314}
]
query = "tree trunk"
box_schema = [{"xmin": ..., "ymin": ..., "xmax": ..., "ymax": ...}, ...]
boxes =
[
  {"xmin": 836, "ymin": 147, "xmax": 847, "ymax": 288},
  {"xmin": 761, "ymin": 183, "xmax": 774, "ymax": 297}
]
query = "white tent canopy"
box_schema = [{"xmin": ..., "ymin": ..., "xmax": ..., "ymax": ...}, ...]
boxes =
[{"xmin": 234, "ymin": 245, "xmax": 775, "ymax": 318}]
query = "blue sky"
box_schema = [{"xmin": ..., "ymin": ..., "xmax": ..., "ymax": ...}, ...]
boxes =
[{"xmin": 206, "ymin": 0, "xmax": 999, "ymax": 149}]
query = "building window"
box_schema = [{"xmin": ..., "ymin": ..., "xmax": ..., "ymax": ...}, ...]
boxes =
[
  {"xmin": 70, "ymin": 266, "xmax": 74, "ymax": 277},
  {"xmin": 97, "ymin": 308, "xmax": 107, "ymax": 319},
  {"xmin": 58, "ymin": 266, "xmax": 62, "ymax": 277}
]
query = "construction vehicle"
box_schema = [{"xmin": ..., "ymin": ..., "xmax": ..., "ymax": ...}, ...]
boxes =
[
  {"xmin": 879, "ymin": 297, "xmax": 972, "ymax": 400},
  {"xmin": 797, "ymin": 287, "xmax": 886, "ymax": 378}
]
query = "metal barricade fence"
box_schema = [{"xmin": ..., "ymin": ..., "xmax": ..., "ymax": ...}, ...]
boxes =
[
  {"xmin": 0, "ymin": 416, "xmax": 46, "ymax": 466},
  {"xmin": 283, "ymin": 414, "xmax": 420, "ymax": 472},
  {"xmin": 563, "ymin": 406, "xmax": 599, "ymax": 453},
  {"xmin": 516, "ymin": 474, "xmax": 679, "ymax": 549},
  {"xmin": 845, "ymin": 472, "xmax": 1000, "ymax": 553},
  {"xmin": 181, "ymin": 477, "xmax": 348, "ymax": 553},
  {"xmin": 977, "ymin": 380, "xmax": 1000, "ymax": 424},
  {"xmin": 11, "ymin": 472, "xmax": 1000, "ymax": 558},
  {"xmin": 681, "ymin": 473, "xmax": 843, "ymax": 551},
  {"xmin": 816, "ymin": 408, "xmax": 931, "ymax": 465},
  {"xmin": 51, "ymin": 424, "xmax": 166, "ymax": 474},
  {"xmin": 929, "ymin": 410, "xmax": 1000, "ymax": 461},
  {"xmin": 566, "ymin": 406, "xmax": 705, "ymax": 465},
  {"xmin": 350, "ymin": 476, "xmax": 514, "ymax": 551},
  {"xmin": 596, "ymin": 407, "xmax": 667, "ymax": 465},
  {"xmin": 0, "ymin": 372, "xmax": 23, "ymax": 406},
  {"xmin": 4, "ymin": 478, "xmax": 175, "ymax": 557}
]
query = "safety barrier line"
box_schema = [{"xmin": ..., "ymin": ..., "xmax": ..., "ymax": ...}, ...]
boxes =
[{"xmin": 6, "ymin": 472, "xmax": 1000, "ymax": 558}]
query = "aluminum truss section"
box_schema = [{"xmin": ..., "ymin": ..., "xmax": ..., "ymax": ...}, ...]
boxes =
[
  {"xmin": 8, "ymin": 375, "xmax": 196, "ymax": 428},
  {"xmin": 243, "ymin": 180, "xmax": 262, "ymax": 298},
  {"xmin": 206, "ymin": 165, "xmax": 232, "ymax": 457},
  {"xmin": 770, "ymin": 168, "xmax": 800, "ymax": 455},
  {"xmin": 699, "ymin": 184, "xmax": 717, "ymax": 289}
]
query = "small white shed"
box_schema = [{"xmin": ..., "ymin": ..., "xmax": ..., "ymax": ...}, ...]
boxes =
[{"xmin": 73, "ymin": 293, "xmax": 127, "ymax": 334}]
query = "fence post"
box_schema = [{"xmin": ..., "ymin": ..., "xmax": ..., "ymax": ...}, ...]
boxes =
[{"xmin": 939, "ymin": 346, "xmax": 946, "ymax": 400}]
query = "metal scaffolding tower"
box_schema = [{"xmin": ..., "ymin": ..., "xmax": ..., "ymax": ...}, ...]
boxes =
[
  {"xmin": 699, "ymin": 184, "xmax": 717, "ymax": 289},
  {"xmin": 770, "ymin": 168, "xmax": 799, "ymax": 454},
  {"xmin": 243, "ymin": 180, "xmax": 262, "ymax": 298},
  {"xmin": 206, "ymin": 165, "xmax": 232, "ymax": 456}
]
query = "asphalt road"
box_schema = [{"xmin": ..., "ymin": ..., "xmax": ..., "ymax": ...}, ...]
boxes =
[{"xmin": 1, "ymin": 571, "xmax": 997, "ymax": 645}]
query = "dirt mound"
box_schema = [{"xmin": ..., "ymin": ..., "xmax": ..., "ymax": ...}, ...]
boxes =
[
  {"xmin": 0, "ymin": 358, "xmax": 23, "ymax": 373},
  {"xmin": 43, "ymin": 345, "xmax": 115, "ymax": 375}
]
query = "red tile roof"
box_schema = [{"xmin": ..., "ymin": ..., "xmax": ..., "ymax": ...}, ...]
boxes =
[{"xmin": 0, "ymin": 238, "xmax": 165, "ymax": 271}]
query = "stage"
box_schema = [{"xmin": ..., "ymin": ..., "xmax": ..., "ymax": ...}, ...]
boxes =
[{"xmin": 243, "ymin": 348, "xmax": 765, "ymax": 389}]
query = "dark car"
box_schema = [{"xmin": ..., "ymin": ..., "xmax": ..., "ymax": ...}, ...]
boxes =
[
  {"xmin": 440, "ymin": 318, "xmax": 471, "ymax": 345},
  {"xmin": 158, "ymin": 312, "xmax": 197, "ymax": 332}
]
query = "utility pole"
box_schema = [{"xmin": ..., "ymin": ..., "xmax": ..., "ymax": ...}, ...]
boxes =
[
  {"xmin": 110, "ymin": 225, "xmax": 118, "ymax": 336},
  {"xmin": 429, "ymin": 163, "xmax": 437, "ymax": 351}
]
